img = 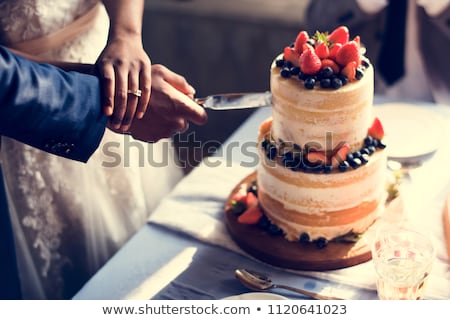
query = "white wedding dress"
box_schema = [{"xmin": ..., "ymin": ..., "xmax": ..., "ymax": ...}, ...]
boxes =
[{"xmin": 0, "ymin": 0, "xmax": 183, "ymax": 299}]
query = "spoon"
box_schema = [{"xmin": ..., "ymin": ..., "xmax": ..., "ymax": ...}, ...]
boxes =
[{"xmin": 235, "ymin": 268, "xmax": 343, "ymax": 300}]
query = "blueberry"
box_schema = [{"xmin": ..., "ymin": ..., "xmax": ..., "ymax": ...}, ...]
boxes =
[
  {"xmin": 360, "ymin": 153, "xmax": 370, "ymax": 164},
  {"xmin": 280, "ymin": 67, "xmax": 291, "ymax": 78},
  {"xmin": 323, "ymin": 164, "xmax": 333, "ymax": 174},
  {"xmin": 268, "ymin": 224, "xmax": 283, "ymax": 235},
  {"xmin": 361, "ymin": 59, "xmax": 370, "ymax": 68},
  {"xmin": 285, "ymin": 61, "xmax": 293, "ymax": 69},
  {"xmin": 346, "ymin": 153, "xmax": 354, "ymax": 162},
  {"xmin": 367, "ymin": 145, "xmax": 376, "ymax": 154},
  {"xmin": 261, "ymin": 139, "xmax": 269, "ymax": 150},
  {"xmin": 266, "ymin": 144, "xmax": 278, "ymax": 160},
  {"xmin": 312, "ymin": 164, "xmax": 324, "ymax": 173},
  {"xmin": 352, "ymin": 151, "xmax": 362, "ymax": 159},
  {"xmin": 299, "ymin": 232, "xmax": 310, "ymax": 244},
  {"xmin": 339, "ymin": 75, "xmax": 349, "ymax": 86},
  {"xmin": 293, "ymin": 143, "xmax": 302, "ymax": 152},
  {"xmin": 331, "ymin": 77, "xmax": 343, "ymax": 89},
  {"xmin": 338, "ymin": 161, "xmax": 350, "ymax": 172},
  {"xmin": 247, "ymin": 182, "xmax": 258, "ymax": 196},
  {"xmin": 320, "ymin": 78, "xmax": 331, "ymax": 89},
  {"xmin": 275, "ymin": 58, "xmax": 285, "ymax": 68},
  {"xmin": 364, "ymin": 136, "xmax": 374, "ymax": 147},
  {"xmin": 349, "ymin": 157, "xmax": 362, "ymax": 169},
  {"xmin": 316, "ymin": 237, "xmax": 328, "ymax": 249},
  {"xmin": 377, "ymin": 140, "xmax": 387, "ymax": 149},
  {"xmin": 304, "ymin": 77, "xmax": 316, "ymax": 89},
  {"xmin": 355, "ymin": 67, "xmax": 365, "ymax": 80},
  {"xmin": 257, "ymin": 215, "xmax": 271, "ymax": 230},
  {"xmin": 298, "ymin": 71, "xmax": 307, "ymax": 81},
  {"xmin": 321, "ymin": 67, "xmax": 334, "ymax": 78},
  {"xmin": 290, "ymin": 66, "xmax": 300, "ymax": 76},
  {"xmin": 360, "ymin": 147, "xmax": 370, "ymax": 155}
]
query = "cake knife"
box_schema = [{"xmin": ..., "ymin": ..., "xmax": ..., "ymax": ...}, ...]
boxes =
[{"xmin": 195, "ymin": 91, "xmax": 272, "ymax": 110}]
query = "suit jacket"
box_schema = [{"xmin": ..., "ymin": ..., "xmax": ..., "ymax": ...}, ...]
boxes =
[
  {"xmin": 0, "ymin": 46, "xmax": 107, "ymax": 299},
  {"xmin": 304, "ymin": 0, "xmax": 450, "ymax": 104}
]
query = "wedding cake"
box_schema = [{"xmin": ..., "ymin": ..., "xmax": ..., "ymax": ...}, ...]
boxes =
[{"xmin": 230, "ymin": 26, "xmax": 387, "ymax": 248}]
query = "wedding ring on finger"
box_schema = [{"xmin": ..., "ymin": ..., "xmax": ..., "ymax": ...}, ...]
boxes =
[{"xmin": 127, "ymin": 89, "xmax": 142, "ymax": 97}]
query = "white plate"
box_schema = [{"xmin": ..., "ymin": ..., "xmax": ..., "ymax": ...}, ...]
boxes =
[
  {"xmin": 222, "ymin": 292, "xmax": 288, "ymax": 300},
  {"xmin": 374, "ymin": 103, "xmax": 444, "ymax": 163}
]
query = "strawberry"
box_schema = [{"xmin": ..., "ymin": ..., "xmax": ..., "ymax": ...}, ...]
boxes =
[
  {"xmin": 336, "ymin": 41, "xmax": 360, "ymax": 67},
  {"xmin": 331, "ymin": 142, "xmax": 350, "ymax": 168},
  {"xmin": 246, "ymin": 192, "xmax": 258, "ymax": 208},
  {"xmin": 237, "ymin": 205, "xmax": 263, "ymax": 224},
  {"xmin": 283, "ymin": 46, "xmax": 300, "ymax": 67},
  {"xmin": 352, "ymin": 35, "xmax": 361, "ymax": 48},
  {"xmin": 341, "ymin": 61, "xmax": 357, "ymax": 81},
  {"xmin": 328, "ymin": 26, "xmax": 349, "ymax": 45},
  {"xmin": 231, "ymin": 184, "xmax": 248, "ymax": 203},
  {"xmin": 320, "ymin": 58, "xmax": 340, "ymax": 74},
  {"xmin": 299, "ymin": 48, "xmax": 321, "ymax": 75},
  {"xmin": 315, "ymin": 42, "xmax": 329, "ymax": 59},
  {"xmin": 294, "ymin": 30, "xmax": 309, "ymax": 54},
  {"xmin": 368, "ymin": 117, "xmax": 384, "ymax": 140},
  {"xmin": 259, "ymin": 117, "xmax": 272, "ymax": 136},
  {"xmin": 328, "ymin": 43, "xmax": 342, "ymax": 60},
  {"xmin": 306, "ymin": 151, "xmax": 328, "ymax": 165}
]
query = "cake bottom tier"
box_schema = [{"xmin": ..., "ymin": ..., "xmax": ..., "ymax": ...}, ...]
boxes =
[{"xmin": 257, "ymin": 146, "xmax": 387, "ymax": 242}]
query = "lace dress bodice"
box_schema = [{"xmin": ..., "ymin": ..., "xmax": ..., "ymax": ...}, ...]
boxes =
[{"xmin": 0, "ymin": 0, "xmax": 183, "ymax": 299}]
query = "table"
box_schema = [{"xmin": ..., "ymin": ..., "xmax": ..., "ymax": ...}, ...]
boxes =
[{"xmin": 73, "ymin": 100, "xmax": 450, "ymax": 300}]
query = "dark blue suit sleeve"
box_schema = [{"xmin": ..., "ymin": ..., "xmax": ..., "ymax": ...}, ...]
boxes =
[{"xmin": 0, "ymin": 46, "xmax": 107, "ymax": 162}]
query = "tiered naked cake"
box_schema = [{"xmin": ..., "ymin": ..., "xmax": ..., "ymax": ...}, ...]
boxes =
[{"xmin": 227, "ymin": 26, "xmax": 388, "ymax": 253}]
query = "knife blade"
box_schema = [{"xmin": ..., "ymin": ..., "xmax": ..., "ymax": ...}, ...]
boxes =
[
  {"xmin": 443, "ymin": 191, "xmax": 450, "ymax": 259},
  {"xmin": 195, "ymin": 91, "xmax": 272, "ymax": 110}
]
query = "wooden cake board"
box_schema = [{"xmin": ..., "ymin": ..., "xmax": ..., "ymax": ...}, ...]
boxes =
[{"xmin": 225, "ymin": 172, "xmax": 376, "ymax": 271}]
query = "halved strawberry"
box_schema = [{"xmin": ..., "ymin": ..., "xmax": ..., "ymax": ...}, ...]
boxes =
[
  {"xmin": 368, "ymin": 117, "xmax": 384, "ymax": 140},
  {"xmin": 283, "ymin": 46, "xmax": 300, "ymax": 67},
  {"xmin": 299, "ymin": 48, "xmax": 321, "ymax": 75},
  {"xmin": 321, "ymin": 58, "xmax": 340, "ymax": 74},
  {"xmin": 315, "ymin": 42, "xmax": 329, "ymax": 59},
  {"xmin": 294, "ymin": 30, "xmax": 309, "ymax": 54},
  {"xmin": 328, "ymin": 26, "xmax": 349, "ymax": 45},
  {"xmin": 328, "ymin": 43, "xmax": 342, "ymax": 60},
  {"xmin": 336, "ymin": 40, "xmax": 360, "ymax": 67},
  {"xmin": 237, "ymin": 205, "xmax": 263, "ymax": 224},
  {"xmin": 341, "ymin": 61, "xmax": 357, "ymax": 81},
  {"xmin": 306, "ymin": 151, "xmax": 328, "ymax": 165},
  {"xmin": 246, "ymin": 192, "xmax": 258, "ymax": 208},
  {"xmin": 331, "ymin": 142, "xmax": 350, "ymax": 168}
]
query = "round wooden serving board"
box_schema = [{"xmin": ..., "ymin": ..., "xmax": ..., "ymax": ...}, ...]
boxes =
[{"xmin": 225, "ymin": 172, "xmax": 373, "ymax": 271}]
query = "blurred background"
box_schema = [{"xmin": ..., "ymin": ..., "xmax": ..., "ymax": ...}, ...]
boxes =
[{"xmin": 142, "ymin": 0, "xmax": 309, "ymax": 173}]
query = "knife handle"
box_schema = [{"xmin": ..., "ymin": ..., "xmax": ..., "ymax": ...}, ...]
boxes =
[{"xmin": 443, "ymin": 192, "xmax": 450, "ymax": 260}]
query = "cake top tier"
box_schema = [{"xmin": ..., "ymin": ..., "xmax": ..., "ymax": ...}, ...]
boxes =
[{"xmin": 276, "ymin": 26, "xmax": 370, "ymax": 90}]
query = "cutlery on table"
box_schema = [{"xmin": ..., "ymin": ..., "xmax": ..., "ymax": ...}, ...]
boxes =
[
  {"xmin": 235, "ymin": 268, "xmax": 343, "ymax": 300},
  {"xmin": 195, "ymin": 92, "xmax": 272, "ymax": 110}
]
